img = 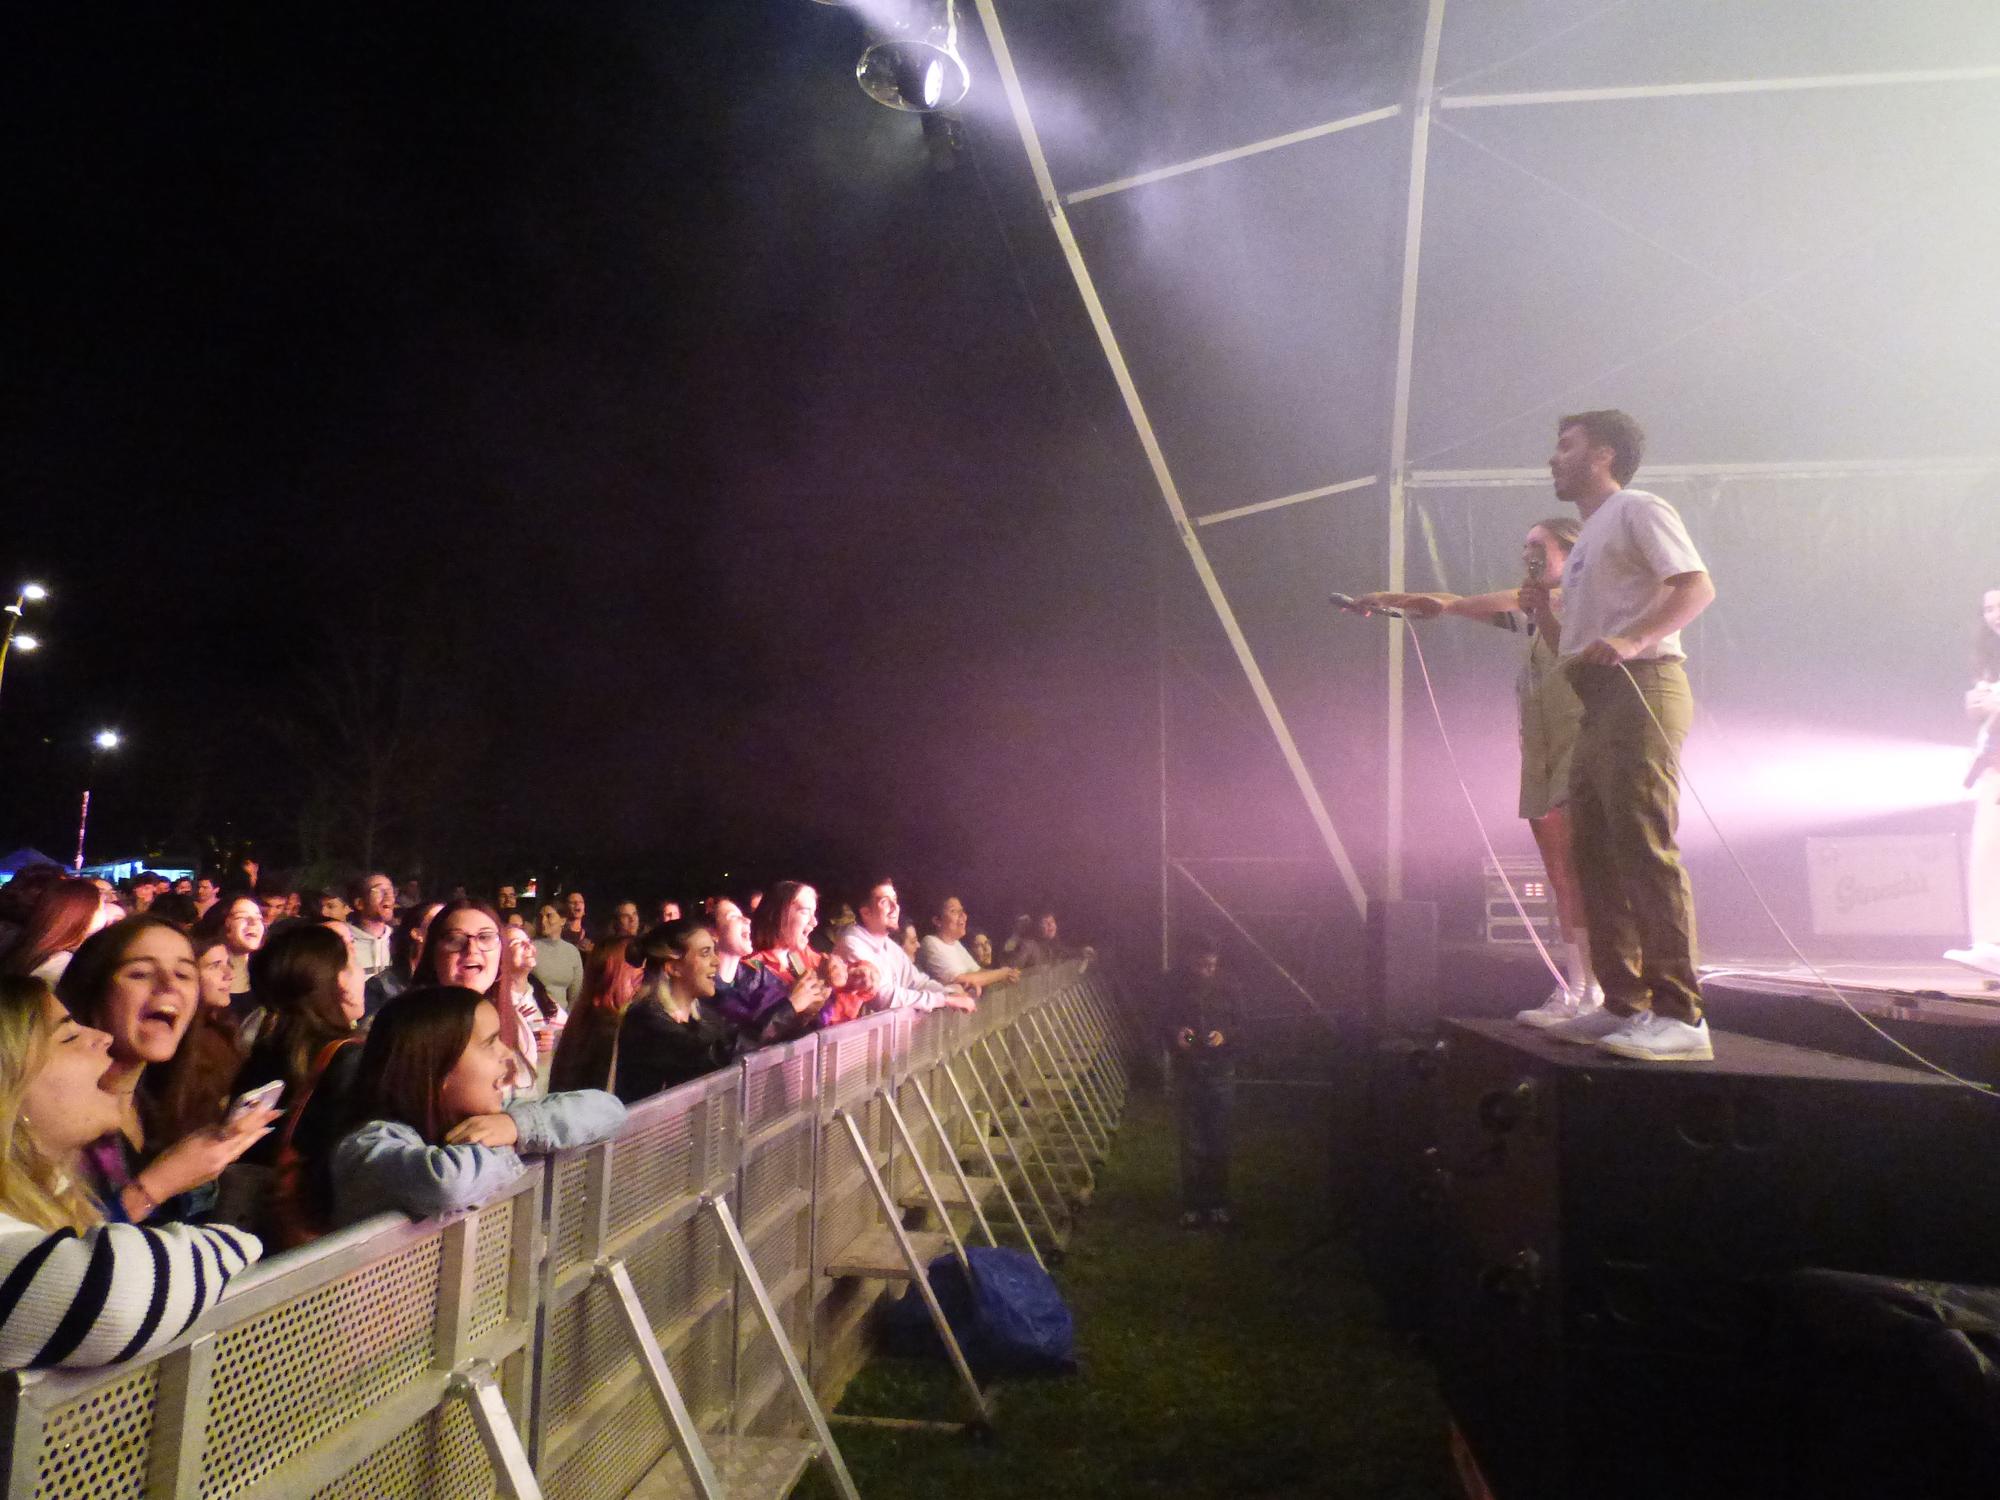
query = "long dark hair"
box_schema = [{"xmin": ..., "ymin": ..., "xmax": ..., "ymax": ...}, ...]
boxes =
[
  {"xmin": 57, "ymin": 915, "xmax": 192, "ymax": 1028},
  {"xmin": 748, "ymin": 881, "xmax": 807, "ymax": 956},
  {"xmin": 141, "ymin": 927, "xmax": 244, "ymax": 1146},
  {"xmin": 627, "ymin": 917, "xmax": 713, "ymax": 976},
  {"xmin": 342, "ymin": 985, "xmax": 489, "ymax": 1144},
  {"xmin": 548, "ymin": 937, "xmax": 641, "ymax": 1093},
  {"xmin": 414, "ymin": 899, "xmax": 504, "ymax": 991},
  {"xmin": 244, "ymin": 925, "xmax": 355, "ymax": 1092}
]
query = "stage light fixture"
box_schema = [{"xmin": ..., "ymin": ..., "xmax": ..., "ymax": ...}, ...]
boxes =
[{"xmin": 857, "ymin": 0, "xmax": 969, "ymax": 113}]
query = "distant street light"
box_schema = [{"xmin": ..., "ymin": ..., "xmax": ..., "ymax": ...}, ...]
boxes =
[
  {"xmin": 75, "ymin": 727, "xmax": 124, "ymax": 871},
  {"xmin": 0, "ymin": 582, "xmax": 49, "ymax": 709},
  {"xmin": 14, "ymin": 634, "xmax": 39, "ymax": 653}
]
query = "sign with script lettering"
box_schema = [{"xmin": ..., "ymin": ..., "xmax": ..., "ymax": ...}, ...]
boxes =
[{"xmin": 1805, "ymin": 834, "xmax": 1964, "ymax": 936}]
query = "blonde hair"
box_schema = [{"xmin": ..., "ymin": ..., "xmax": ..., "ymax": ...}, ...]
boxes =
[{"xmin": 0, "ymin": 975, "xmax": 105, "ymax": 1233}]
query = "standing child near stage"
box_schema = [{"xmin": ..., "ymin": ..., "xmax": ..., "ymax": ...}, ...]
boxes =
[{"xmin": 1164, "ymin": 935, "xmax": 1241, "ymax": 1229}]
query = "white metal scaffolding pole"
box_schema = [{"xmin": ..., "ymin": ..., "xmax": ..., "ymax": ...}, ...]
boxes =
[
  {"xmin": 1382, "ymin": 0, "xmax": 1450, "ymax": 902},
  {"xmin": 973, "ymin": 0, "xmax": 1370, "ymax": 920}
]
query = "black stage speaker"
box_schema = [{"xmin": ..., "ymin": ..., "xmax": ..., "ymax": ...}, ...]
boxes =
[
  {"xmin": 1432, "ymin": 1019, "xmax": 2000, "ymax": 1500},
  {"xmin": 1356, "ymin": 1032, "xmax": 1445, "ymax": 1332},
  {"xmin": 1366, "ymin": 898, "xmax": 1437, "ymax": 1036},
  {"xmin": 1355, "ymin": 900, "xmax": 1442, "ymax": 1326}
]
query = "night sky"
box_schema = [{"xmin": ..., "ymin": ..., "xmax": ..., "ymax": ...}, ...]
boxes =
[
  {"xmin": 3, "ymin": 4, "xmax": 1163, "ymax": 938},
  {"xmin": 11, "ymin": 4, "xmax": 1997, "ymax": 973}
]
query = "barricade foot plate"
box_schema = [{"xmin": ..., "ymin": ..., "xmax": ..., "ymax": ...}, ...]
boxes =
[
  {"xmin": 897, "ymin": 1174, "xmax": 1002, "ymax": 1211},
  {"xmin": 630, "ymin": 1435, "xmax": 819, "ymax": 1500},
  {"xmin": 826, "ymin": 1227, "xmax": 953, "ymax": 1281}
]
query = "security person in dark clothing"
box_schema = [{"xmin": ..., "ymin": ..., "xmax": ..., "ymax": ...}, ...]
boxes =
[{"xmin": 1165, "ymin": 934, "xmax": 1240, "ymax": 1228}]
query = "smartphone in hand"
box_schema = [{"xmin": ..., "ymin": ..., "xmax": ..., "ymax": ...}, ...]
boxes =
[{"xmin": 226, "ymin": 1079, "xmax": 285, "ymax": 1127}]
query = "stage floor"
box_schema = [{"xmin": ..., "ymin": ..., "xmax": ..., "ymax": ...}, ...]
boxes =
[
  {"xmin": 1696, "ymin": 955, "xmax": 2000, "ymax": 1010},
  {"xmin": 1440, "ymin": 940, "xmax": 2000, "ymax": 1086}
]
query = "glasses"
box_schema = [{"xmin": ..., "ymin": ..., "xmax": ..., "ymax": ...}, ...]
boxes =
[{"xmin": 437, "ymin": 931, "xmax": 502, "ymax": 955}]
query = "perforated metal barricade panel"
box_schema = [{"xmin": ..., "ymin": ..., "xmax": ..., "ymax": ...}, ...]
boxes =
[
  {"xmin": 535, "ymin": 1065, "xmax": 743, "ymax": 1493},
  {"xmin": 20, "ymin": 1363, "xmax": 158, "ymax": 1500},
  {"xmin": 888, "ymin": 1010, "xmax": 929, "ymax": 1208},
  {"xmin": 542, "ymin": 1382, "xmax": 667, "ymax": 1500},
  {"xmin": 1, "ymin": 972, "xmax": 1126, "ymax": 1500},
  {"xmin": 467, "ymin": 1192, "xmax": 518, "ymax": 1345},
  {"xmin": 901, "ymin": 1010, "xmax": 984, "ymax": 1227},
  {"xmin": 307, "ymin": 1396, "xmax": 491, "ymax": 1500},
  {"xmin": 810, "ymin": 1010, "xmax": 898, "ymax": 1398},
  {"xmin": 200, "ymin": 1234, "xmax": 446, "ymax": 1495},
  {"xmin": 4, "ymin": 1173, "xmax": 542, "ymax": 1500},
  {"xmin": 738, "ymin": 1033, "xmax": 819, "ymax": 1438}
]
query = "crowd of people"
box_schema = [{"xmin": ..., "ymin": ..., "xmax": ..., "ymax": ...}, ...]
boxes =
[{"xmin": 0, "ymin": 860, "xmax": 1086, "ymax": 1372}]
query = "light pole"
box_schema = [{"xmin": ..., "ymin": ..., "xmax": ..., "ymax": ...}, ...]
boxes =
[
  {"xmin": 75, "ymin": 728, "xmax": 123, "ymax": 872},
  {"xmin": 0, "ymin": 582, "xmax": 48, "ymax": 709}
]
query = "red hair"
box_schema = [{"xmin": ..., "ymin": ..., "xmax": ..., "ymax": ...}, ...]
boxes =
[
  {"xmin": 2, "ymin": 878, "xmax": 103, "ymax": 977},
  {"xmin": 547, "ymin": 937, "xmax": 643, "ymax": 1093}
]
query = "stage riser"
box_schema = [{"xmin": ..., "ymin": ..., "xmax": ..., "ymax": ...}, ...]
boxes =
[
  {"xmin": 1430, "ymin": 1020, "xmax": 2000, "ymax": 1500},
  {"xmin": 1435, "ymin": 940, "xmax": 2000, "ymax": 1087},
  {"xmin": 1694, "ymin": 980, "xmax": 2000, "ymax": 1088}
]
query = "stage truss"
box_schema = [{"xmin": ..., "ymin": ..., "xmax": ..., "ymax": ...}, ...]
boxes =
[{"xmin": 970, "ymin": 0, "xmax": 2000, "ymax": 978}]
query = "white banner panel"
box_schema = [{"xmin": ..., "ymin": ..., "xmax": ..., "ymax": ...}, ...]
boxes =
[{"xmin": 1805, "ymin": 834, "xmax": 1964, "ymax": 936}]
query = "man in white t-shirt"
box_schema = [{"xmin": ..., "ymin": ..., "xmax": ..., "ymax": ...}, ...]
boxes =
[
  {"xmin": 838, "ymin": 880, "xmax": 976, "ymax": 1013},
  {"xmin": 1535, "ymin": 410, "xmax": 1717, "ymax": 1062},
  {"xmin": 917, "ymin": 896, "xmax": 1022, "ymax": 994}
]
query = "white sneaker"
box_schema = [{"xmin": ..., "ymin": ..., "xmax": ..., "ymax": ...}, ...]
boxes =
[
  {"xmin": 1543, "ymin": 1007, "xmax": 1627, "ymax": 1046},
  {"xmin": 1516, "ymin": 985, "xmax": 1601, "ymax": 1030},
  {"xmin": 1597, "ymin": 1012, "xmax": 1713, "ymax": 1062},
  {"xmin": 1944, "ymin": 944, "xmax": 2000, "ymax": 979}
]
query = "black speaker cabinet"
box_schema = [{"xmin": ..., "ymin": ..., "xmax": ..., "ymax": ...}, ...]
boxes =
[
  {"xmin": 1432, "ymin": 1019, "xmax": 2000, "ymax": 1500},
  {"xmin": 1356, "ymin": 1032, "xmax": 1446, "ymax": 1332}
]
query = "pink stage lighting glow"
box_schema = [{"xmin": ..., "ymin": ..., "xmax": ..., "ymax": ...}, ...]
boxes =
[{"xmin": 1674, "ymin": 729, "xmax": 1975, "ymax": 849}]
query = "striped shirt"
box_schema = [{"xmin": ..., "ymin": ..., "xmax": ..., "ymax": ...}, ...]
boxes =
[{"xmin": 0, "ymin": 1213, "xmax": 261, "ymax": 1370}]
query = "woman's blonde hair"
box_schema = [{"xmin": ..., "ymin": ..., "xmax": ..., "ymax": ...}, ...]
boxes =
[{"xmin": 0, "ymin": 975, "xmax": 104, "ymax": 1233}]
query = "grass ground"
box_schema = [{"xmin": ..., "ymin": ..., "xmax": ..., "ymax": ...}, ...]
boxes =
[{"xmin": 797, "ymin": 1080, "xmax": 1455, "ymax": 1500}]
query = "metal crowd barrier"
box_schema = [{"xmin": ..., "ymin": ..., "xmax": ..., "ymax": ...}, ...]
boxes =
[
  {"xmin": 0, "ymin": 963, "xmax": 1127, "ymax": 1500},
  {"xmin": 0, "ymin": 1169, "xmax": 543, "ymax": 1500}
]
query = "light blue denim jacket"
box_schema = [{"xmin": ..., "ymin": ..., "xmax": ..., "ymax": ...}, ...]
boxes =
[{"xmin": 330, "ymin": 1089, "xmax": 625, "ymax": 1227}]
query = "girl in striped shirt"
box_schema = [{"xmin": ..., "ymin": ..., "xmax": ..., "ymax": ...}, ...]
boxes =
[{"xmin": 0, "ymin": 975, "xmax": 262, "ymax": 1370}]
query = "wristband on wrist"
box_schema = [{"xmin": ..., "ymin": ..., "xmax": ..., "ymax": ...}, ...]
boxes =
[{"xmin": 126, "ymin": 1175, "xmax": 159, "ymax": 1219}]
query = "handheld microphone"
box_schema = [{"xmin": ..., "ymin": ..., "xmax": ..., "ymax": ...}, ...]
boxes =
[{"xmin": 1329, "ymin": 592, "xmax": 1406, "ymax": 620}]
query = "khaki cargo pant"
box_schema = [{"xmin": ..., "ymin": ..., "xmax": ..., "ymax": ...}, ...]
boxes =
[{"xmin": 1565, "ymin": 658, "xmax": 1702, "ymax": 1024}]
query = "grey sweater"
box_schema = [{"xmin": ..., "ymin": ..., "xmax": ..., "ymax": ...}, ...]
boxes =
[{"xmin": 329, "ymin": 1089, "xmax": 625, "ymax": 1227}]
